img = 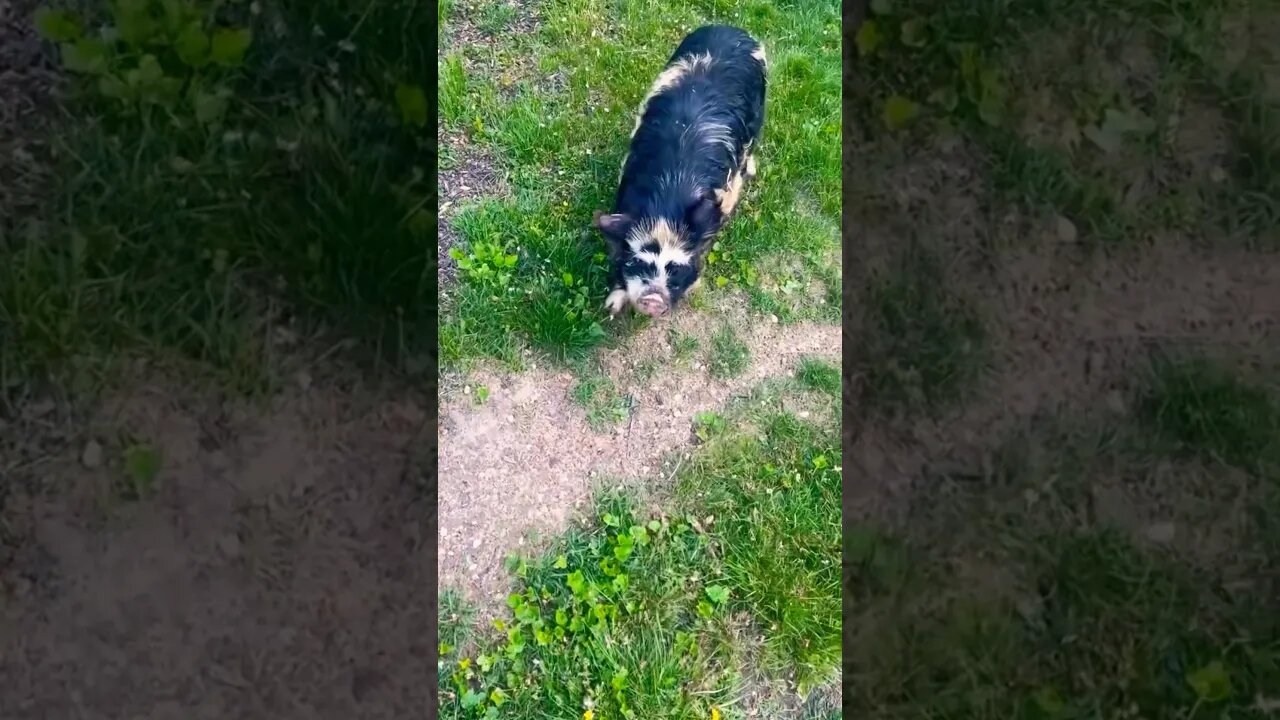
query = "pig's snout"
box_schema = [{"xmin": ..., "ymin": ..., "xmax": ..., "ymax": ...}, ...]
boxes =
[{"xmin": 636, "ymin": 292, "xmax": 668, "ymax": 317}]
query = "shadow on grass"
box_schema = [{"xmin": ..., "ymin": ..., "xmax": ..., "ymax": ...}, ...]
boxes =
[
  {"xmin": 844, "ymin": 358, "xmax": 1280, "ymax": 717},
  {"xmin": 1, "ymin": 0, "xmax": 437, "ymax": 394}
]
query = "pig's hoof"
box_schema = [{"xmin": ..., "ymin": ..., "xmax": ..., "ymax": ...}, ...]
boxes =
[{"xmin": 604, "ymin": 288, "xmax": 628, "ymax": 317}]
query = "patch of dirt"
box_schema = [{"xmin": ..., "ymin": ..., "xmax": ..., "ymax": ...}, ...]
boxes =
[
  {"xmin": 437, "ymin": 0, "xmax": 565, "ymax": 287},
  {"xmin": 441, "ymin": 0, "xmax": 552, "ymax": 95},
  {"xmin": 847, "ymin": 140, "xmax": 1280, "ymax": 524},
  {"xmin": 1217, "ymin": 5, "xmax": 1280, "ymax": 86},
  {"xmin": 1085, "ymin": 460, "xmax": 1260, "ymax": 580},
  {"xmin": 0, "ymin": 0, "xmax": 59, "ymax": 229},
  {"xmin": 442, "ymin": 0, "xmax": 539, "ymax": 55},
  {"xmin": 437, "ymin": 128, "xmax": 507, "ymax": 286},
  {"xmin": 438, "ymin": 134, "xmax": 508, "ymax": 209},
  {"xmin": 727, "ymin": 612, "xmax": 841, "ymax": 718},
  {"xmin": 1011, "ymin": 28, "xmax": 1241, "ymax": 213},
  {"xmin": 436, "ymin": 0, "xmax": 524, "ymax": 288},
  {"xmin": 985, "ymin": 228, "xmax": 1277, "ymax": 408},
  {"xmin": 437, "ymin": 308, "xmax": 841, "ymax": 617},
  {"xmin": 1173, "ymin": 99, "xmax": 1232, "ymax": 177},
  {"xmin": 0, "ymin": 368, "xmax": 433, "ymax": 718}
]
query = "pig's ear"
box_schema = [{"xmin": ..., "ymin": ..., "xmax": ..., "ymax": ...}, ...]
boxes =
[
  {"xmin": 593, "ymin": 211, "xmax": 632, "ymax": 254},
  {"xmin": 685, "ymin": 194, "xmax": 721, "ymax": 250}
]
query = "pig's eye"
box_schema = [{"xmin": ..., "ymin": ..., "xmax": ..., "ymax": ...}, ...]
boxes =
[
  {"xmin": 625, "ymin": 256, "xmax": 656, "ymax": 276},
  {"xmin": 666, "ymin": 263, "xmax": 693, "ymax": 288}
]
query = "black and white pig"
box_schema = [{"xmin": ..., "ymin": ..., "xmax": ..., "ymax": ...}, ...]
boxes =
[{"xmin": 593, "ymin": 25, "xmax": 767, "ymax": 318}]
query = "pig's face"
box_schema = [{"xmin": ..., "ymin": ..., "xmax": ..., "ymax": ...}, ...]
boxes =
[{"xmin": 594, "ymin": 197, "xmax": 720, "ymax": 318}]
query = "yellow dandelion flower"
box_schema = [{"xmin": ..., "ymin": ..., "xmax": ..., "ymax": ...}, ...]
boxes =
[
  {"xmin": 711, "ymin": 708, "xmax": 721, "ymax": 720},
  {"xmin": 584, "ymin": 711, "xmax": 594, "ymax": 720}
]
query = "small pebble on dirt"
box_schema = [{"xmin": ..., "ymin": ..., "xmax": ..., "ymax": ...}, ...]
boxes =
[
  {"xmin": 1087, "ymin": 349, "xmax": 1106, "ymax": 377},
  {"xmin": 81, "ymin": 439, "xmax": 103, "ymax": 469},
  {"xmin": 1144, "ymin": 522, "xmax": 1176, "ymax": 544},
  {"xmin": 1054, "ymin": 214, "xmax": 1078, "ymax": 243},
  {"xmin": 217, "ymin": 534, "xmax": 241, "ymax": 558},
  {"xmin": 351, "ymin": 668, "xmax": 386, "ymax": 702},
  {"xmin": 28, "ymin": 399, "xmax": 56, "ymax": 418},
  {"xmin": 10, "ymin": 577, "xmax": 33, "ymax": 599},
  {"xmin": 1105, "ymin": 391, "xmax": 1127, "ymax": 414}
]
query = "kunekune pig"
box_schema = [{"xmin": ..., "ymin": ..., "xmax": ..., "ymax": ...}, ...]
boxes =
[{"xmin": 593, "ymin": 25, "xmax": 767, "ymax": 318}]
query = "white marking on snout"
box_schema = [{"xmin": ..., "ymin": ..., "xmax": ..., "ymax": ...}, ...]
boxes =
[
  {"xmin": 626, "ymin": 217, "xmax": 687, "ymax": 259},
  {"xmin": 633, "ymin": 243, "xmax": 692, "ymax": 268},
  {"xmin": 617, "ymin": 217, "xmax": 704, "ymax": 311},
  {"xmin": 624, "ymin": 275, "xmax": 650, "ymax": 309},
  {"xmin": 625, "ymin": 263, "xmax": 670, "ymax": 308}
]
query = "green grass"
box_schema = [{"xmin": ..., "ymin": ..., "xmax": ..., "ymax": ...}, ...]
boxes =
[
  {"xmin": 632, "ymin": 359, "xmax": 659, "ymax": 383},
  {"xmin": 844, "ymin": 357, "xmax": 1280, "ymax": 717},
  {"xmin": 1141, "ymin": 357, "xmax": 1280, "ymax": 473},
  {"xmin": 1206, "ymin": 35, "xmax": 1280, "ymax": 242},
  {"xmin": 860, "ymin": 243, "xmax": 986, "ymax": 412},
  {"xmin": 476, "ymin": 3, "xmax": 519, "ymax": 36},
  {"xmin": 843, "ymin": 0, "xmax": 1280, "ymax": 715},
  {"xmin": 847, "ymin": 524, "xmax": 1280, "ymax": 717},
  {"xmin": 571, "ymin": 374, "xmax": 632, "ymax": 431},
  {"xmin": 796, "ymin": 357, "xmax": 841, "ymax": 397},
  {"xmin": 441, "ymin": 587, "xmax": 479, "ymax": 657},
  {"xmin": 439, "ymin": 361, "xmax": 841, "ymax": 718},
  {"xmin": 689, "ymin": 406, "xmax": 841, "ymax": 688},
  {"xmin": 707, "ymin": 323, "xmax": 751, "ymax": 380},
  {"xmin": 669, "ymin": 329, "xmax": 701, "ymax": 365},
  {"xmin": 849, "ymin": 0, "xmax": 1279, "ymax": 247},
  {"xmin": 438, "ymin": 0, "xmax": 842, "ymax": 369},
  {"xmin": 1, "ymin": 0, "xmax": 435, "ymax": 395}
]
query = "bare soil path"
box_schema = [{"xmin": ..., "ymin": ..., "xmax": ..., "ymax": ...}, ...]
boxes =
[
  {"xmin": 438, "ymin": 304, "xmax": 841, "ymax": 616},
  {"xmin": 2, "ymin": 367, "xmax": 433, "ymax": 718}
]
